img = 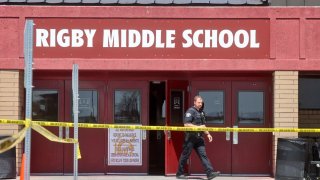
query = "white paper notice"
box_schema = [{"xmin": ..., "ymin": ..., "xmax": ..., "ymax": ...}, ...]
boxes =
[{"xmin": 108, "ymin": 128, "xmax": 142, "ymax": 166}]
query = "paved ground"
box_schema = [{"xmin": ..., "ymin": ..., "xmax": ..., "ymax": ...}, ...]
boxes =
[{"xmin": 12, "ymin": 175, "xmax": 275, "ymax": 180}]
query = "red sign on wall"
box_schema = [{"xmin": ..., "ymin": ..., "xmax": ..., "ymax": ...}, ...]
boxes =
[{"xmin": 33, "ymin": 18, "xmax": 270, "ymax": 59}]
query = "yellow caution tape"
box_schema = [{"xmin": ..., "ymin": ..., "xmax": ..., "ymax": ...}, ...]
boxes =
[
  {"xmin": 2, "ymin": 118, "xmax": 320, "ymax": 133},
  {"xmin": 25, "ymin": 118, "xmax": 31, "ymax": 128},
  {"xmin": 2, "ymin": 118, "xmax": 320, "ymax": 158},
  {"xmin": 0, "ymin": 119, "xmax": 25, "ymax": 125},
  {"xmin": 32, "ymin": 123, "xmax": 81, "ymax": 159},
  {"xmin": 0, "ymin": 119, "xmax": 81, "ymax": 159},
  {"xmin": 77, "ymin": 144, "xmax": 81, "ymax": 159},
  {"xmin": 0, "ymin": 127, "xmax": 27, "ymax": 154}
]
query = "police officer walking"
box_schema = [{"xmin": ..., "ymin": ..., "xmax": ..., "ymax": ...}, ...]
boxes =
[{"xmin": 176, "ymin": 95, "xmax": 220, "ymax": 179}]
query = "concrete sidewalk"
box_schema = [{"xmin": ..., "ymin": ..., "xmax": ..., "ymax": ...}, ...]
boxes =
[{"xmin": 13, "ymin": 175, "xmax": 275, "ymax": 180}]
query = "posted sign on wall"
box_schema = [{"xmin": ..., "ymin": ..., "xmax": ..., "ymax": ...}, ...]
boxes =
[
  {"xmin": 33, "ymin": 19, "xmax": 270, "ymax": 59},
  {"xmin": 108, "ymin": 128, "xmax": 142, "ymax": 166}
]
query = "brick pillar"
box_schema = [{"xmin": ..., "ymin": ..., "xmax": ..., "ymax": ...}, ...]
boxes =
[
  {"xmin": 0, "ymin": 70, "xmax": 24, "ymax": 175},
  {"xmin": 272, "ymin": 71, "xmax": 299, "ymax": 175}
]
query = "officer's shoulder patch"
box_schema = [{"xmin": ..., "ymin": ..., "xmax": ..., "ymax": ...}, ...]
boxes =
[{"xmin": 186, "ymin": 113, "xmax": 192, "ymax": 117}]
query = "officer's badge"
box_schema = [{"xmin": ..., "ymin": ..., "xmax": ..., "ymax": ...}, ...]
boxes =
[{"xmin": 186, "ymin": 113, "xmax": 191, "ymax": 117}]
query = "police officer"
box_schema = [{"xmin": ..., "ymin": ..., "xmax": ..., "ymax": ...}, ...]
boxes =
[{"xmin": 176, "ymin": 95, "xmax": 220, "ymax": 179}]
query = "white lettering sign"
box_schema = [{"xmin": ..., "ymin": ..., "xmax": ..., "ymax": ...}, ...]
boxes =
[
  {"xmin": 108, "ymin": 128, "xmax": 142, "ymax": 166},
  {"xmin": 36, "ymin": 29, "xmax": 96, "ymax": 47},
  {"xmin": 36, "ymin": 29, "xmax": 259, "ymax": 49},
  {"xmin": 103, "ymin": 29, "xmax": 175, "ymax": 48},
  {"xmin": 182, "ymin": 29, "xmax": 259, "ymax": 48}
]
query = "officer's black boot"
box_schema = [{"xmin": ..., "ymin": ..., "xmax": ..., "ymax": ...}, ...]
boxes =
[
  {"xmin": 176, "ymin": 173, "xmax": 187, "ymax": 179},
  {"xmin": 207, "ymin": 171, "xmax": 220, "ymax": 180}
]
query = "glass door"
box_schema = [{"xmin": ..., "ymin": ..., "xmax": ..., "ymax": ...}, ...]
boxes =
[
  {"xmin": 31, "ymin": 80, "xmax": 64, "ymax": 174},
  {"xmin": 164, "ymin": 80, "xmax": 189, "ymax": 175},
  {"xmin": 106, "ymin": 81, "xmax": 149, "ymax": 174},
  {"xmin": 189, "ymin": 81, "xmax": 232, "ymax": 174},
  {"xmin": 231, "ymin": 81, "xmax": 272, "ymax": 174},
  {"xmin": 189, "ymin": 80, "xmax": 272, "ymax": 175},
  {"xmin": 64, "ymin": 81, "xmax": 106, "ymax": 173}
]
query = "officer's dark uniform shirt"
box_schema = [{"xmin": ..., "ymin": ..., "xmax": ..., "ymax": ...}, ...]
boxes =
[{"xmin": 184, "ymin": 106, "xmax": 206, "ymax": 136}]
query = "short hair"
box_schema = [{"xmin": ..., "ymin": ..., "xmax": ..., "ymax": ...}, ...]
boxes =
[{"xmin": 194, "ymin": 95, "xmax": 202, "ymax": 102}]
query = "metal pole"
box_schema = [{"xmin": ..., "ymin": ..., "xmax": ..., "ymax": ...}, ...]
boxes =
[
  {"xmin": 23, "ymin": 20, "xmax": 34, "ymax": 180},
  {"xmin": 72, "ymin": 64, "xmax": 79, "ymax": 180}
]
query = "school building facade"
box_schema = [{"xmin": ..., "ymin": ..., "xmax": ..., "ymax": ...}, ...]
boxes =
[{"xmin": 0, "ymin": 5, "xmax": 320, "ymax": 177}]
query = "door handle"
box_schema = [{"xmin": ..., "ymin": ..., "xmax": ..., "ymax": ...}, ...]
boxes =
[
  {"xmin": 233, "ymin": 125, "xmax": 238, "ymax": 144},
  {"xmin": 226, "ymin": 127, "xmax": 230, "ymax": 141},
  {"xmin": 65, "ymin": 126, "xmax": 70, "ymax": 139},
  {"xmin": 59, "ymin": 126, "xmax": 63, "ymax": 138},
  {"xmin": 142, "ymin": 130, "xmax": 146, "ymax": 140},
  {"xmin": 166, "ymin": 130, "xmax": 171, "ymax": 140},
  {"xmin": 157, "ymin": 131, "xmax": 162, "ymax": 140}
]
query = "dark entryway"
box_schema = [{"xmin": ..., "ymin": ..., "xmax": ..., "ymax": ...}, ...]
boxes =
[{"xmin": 148, "ymin": 81, "xmax": 166, "ymax": 174}]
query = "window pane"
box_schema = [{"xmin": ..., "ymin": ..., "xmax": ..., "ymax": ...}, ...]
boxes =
[
  {"xmin": 32, "ymin": 90, "xmax": 58, "ymax": 122},
  {"xmin": 170, "ymin": 90, "xmax": 184, "ymax": 125},
  {"xmin": 299, "ymin": 78, "xmax": 320, "ymax": 109},
  {"xmin": 238, "ymin": 91, "xmax": 264, "ymax": 124},
  {"xmin": 78, "ymin": 90, "xmax": 98, "ymax": 123},
  {"xmin": 199, "ymin": 91, "xmax": 224, "ymax": 124},
  {"xmin": 114, "ymin": 90, "xmax": 141, "ymax": 124}
]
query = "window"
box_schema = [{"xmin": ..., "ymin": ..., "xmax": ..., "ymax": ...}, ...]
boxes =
[
  {"xmin": 32, "ymin": 90, "xmax": 58, "ymax": 121},
  {"xmin": 170, "ymin": 90, "xmax": 184, "ymax": 125},
  {"xmin": 77, "ymin": 90, "xmax": 98, "ymax": 123},
  {"xmin": 238, "ymin": 91, "xmax": 264, "ymax": 124},
  {"xmin": 299, "ymin": 78, "xmax": 320, "ymax": 109},
  {"xmin": 199, "ymin": 91, "xmax": 225, "ymax": 124},
  {"xmin": 114, "ymin": 90, "xmax": 141, "ymax": 124}
]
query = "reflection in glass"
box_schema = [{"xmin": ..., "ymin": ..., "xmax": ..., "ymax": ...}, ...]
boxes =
[
  {"xmin": 199, "ymin": 91, "xmax": 224, "ymax": 124},
  {"xmin": 114, "ymin": 90, "xmax": 141, "ymax": 124},
  {"xmin": 238, "ymin": 91, "xmax": 264, "ymax": 124},
  {"xmin": 78, "ymin": 90, "xmax": 98, "ymax": 123},
  {"xmin": 32, "ymin": 90, "xmax": 58, "ymax": 122}
]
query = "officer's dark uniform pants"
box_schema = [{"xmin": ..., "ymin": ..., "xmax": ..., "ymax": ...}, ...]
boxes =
[{"xmin": 177, "ymin": 134, "xmax": 214, "ymax": 176}]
